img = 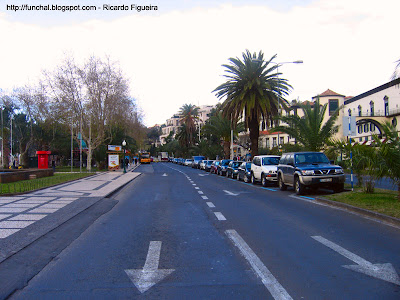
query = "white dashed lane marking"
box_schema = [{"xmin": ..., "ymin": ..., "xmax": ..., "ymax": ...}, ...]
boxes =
[{"xmin": 214, "ymin": 212, "xmax": 226, "ymax": 221}]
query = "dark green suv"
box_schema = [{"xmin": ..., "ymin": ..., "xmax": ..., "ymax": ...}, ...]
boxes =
[{"xmin": 277, "ymin": 152, "xmax": 345, "ymax": 195}]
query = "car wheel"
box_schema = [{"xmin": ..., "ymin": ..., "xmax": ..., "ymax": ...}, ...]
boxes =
[
  {"xmin": 261, "ymin": 174, "xmax": 267, "ymax": 187},
  {"xmin": 294, "ymin": 177, "xmax": 305, "ymax": 195},
  {"xmin": 237, "ymin": 173, "xmax": 241, "ymax": 181},
  {"xmin": 226, "ymin": 171, "xmax": 229, "ymax": 177},
  {"xmin": 251, "ymin": 174, "xmax": 257, "ymax": 185},
  {"xmin": 231, "ymin": 172, "xmax": 235, "ymax": 179},
  {"xmin": 278, "ymin": 175, "xmax": 287, "ymax": 191},
  {"xmin": 244, "ymin": 174, "xmax": 249, "ymax": 183}
]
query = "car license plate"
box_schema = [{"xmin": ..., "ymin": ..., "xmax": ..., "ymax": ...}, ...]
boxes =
[{"xmin": 320, "ymin": 178, "xmax": 332, "ymax": 182}]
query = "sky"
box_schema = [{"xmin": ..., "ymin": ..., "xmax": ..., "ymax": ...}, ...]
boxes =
[{"xmin": 0, "ymin": 0, "xmax": 399, "ymax": 127}]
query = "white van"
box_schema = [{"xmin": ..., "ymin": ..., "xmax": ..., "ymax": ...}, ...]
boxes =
[{"xmin": 250, "ymin": 155, "xmax": 281, "ymax": 186}]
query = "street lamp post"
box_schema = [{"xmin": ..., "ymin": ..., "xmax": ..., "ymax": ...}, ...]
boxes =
[{"xmin": 122, "ymin": 139, "xmax": 127, "ymax": 173}]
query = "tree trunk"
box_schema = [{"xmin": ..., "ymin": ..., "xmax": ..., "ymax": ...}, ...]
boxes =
[
  {"xmin": 249, "ymin": 118, "xmax": 260, "ymax": 159},
  {"xmin": 223, "ymin": 140, "xmax": 230, "ymax": 159}
]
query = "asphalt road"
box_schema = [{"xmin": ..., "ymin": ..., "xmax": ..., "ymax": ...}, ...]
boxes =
[{"xmin": 11, "ymin": 163, "xmax": 400, "ymax": 299}]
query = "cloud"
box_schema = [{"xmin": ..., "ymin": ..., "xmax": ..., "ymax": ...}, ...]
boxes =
[{"xmin": 0, "ymin": 0, "xmax": 399, "ymax": 126}]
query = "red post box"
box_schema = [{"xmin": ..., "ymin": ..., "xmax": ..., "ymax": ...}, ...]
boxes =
[{"xmin": 36, "ymin": 151, "xmax": 51, "ymax": 169}]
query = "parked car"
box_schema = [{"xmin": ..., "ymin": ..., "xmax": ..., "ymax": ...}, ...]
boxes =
[
  {"xmin": 277, "ymin": 152, "xmax": 345, "ymax": 195},
  {"xmin": 237, "ymin": 162, "xmax": 252, "ymax": 183},
  {"xmin": 199, "ymin": 160, "xmax": 207, "ymax": 170},
  {"xmin": 226, "ymin": 161, "xmax": 244, "ymax": 178},
  {"xmin": 192, "ymin": 156, "xmax": 206, "ymax": 168},
  {"xmin": 210, "ymin": 160, "xmax": 221, "ymax": 174},
  {"xmin": 217, "ymin": 159, "xmax": 232, "ymax": 176},
  {"xmin": 184, "ymin": 159, "xmax": 194, "ymax": 166},
  {"xmin": 204, "ymin": 160, "xmax": 215, "ymax": 172},
  {"xmin": 250, "ymin": 155, "xmax": 280, "ymax": 186}
]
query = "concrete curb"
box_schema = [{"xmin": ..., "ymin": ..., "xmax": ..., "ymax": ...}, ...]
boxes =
[{"xmin": 315, "ymin": 197, "xmax": 400, "ymax": 228}]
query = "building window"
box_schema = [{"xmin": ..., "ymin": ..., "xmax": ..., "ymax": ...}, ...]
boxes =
[
  {"xmin": 348, "ymin": 109, "xmax": 351, "ymax": 116},
  {"xmin": 370, "ymin": 101, "xmax": 374, "ymax": 116},
  {"xmin": 384, "ymin": 96, "xmax": 389, "ymax": 116},
  {"xmin": 365, "ymin": 136, "xmax": 368, "ymax": 142},
  {"xmin": 358, "ymin": 105, "xmax": 362, "ymax": 116},
  {"xmin": 280, "ymin": 137, "xmax": 284, "ymax": 145},
  {"xmin": 266, "ymin": 138, "xmax": 270, "ymax": 149},
  {"xmin": 272, "ymin": 137, "xmax": 277, "ymax": 147},
  {"xmin": 364, "ymin": 124, "xmax": 368, "ymax": 132},
  {"xmin": 329, "ymin": 99, "xmax": 339, "ymax": 115},
  {"xmin": 358, "ymin": 125, "xmax": 362, "ymax": 134},
  {"xmin": 370, "ymin": 124, "xmax": 375, "ymax": 131},
  {"xmin": 359, "ymin": 137, "xmax": 362, "ymax": 142}
]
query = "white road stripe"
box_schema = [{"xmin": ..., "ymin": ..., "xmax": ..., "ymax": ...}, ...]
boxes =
[
  {"xmin": 195, "ymin": 187, "xmax": 200, "ymax": 189},
  {"xmin": 226, "ymin": 230, "xmax": 293, "ymax": 300},
  {"xmin": 214, "ymin": 212, "xmax": 226, "ymax": 221},
  {"xmin": 201, "ymin": 196, "xmax": 208, "ymax": 200},
  {"xmin": 198, "ymin": 191, "xmax": 204, "ymax": 195},
  {"xmin": 206, "ymin": 202, "xmax": 215, "ymax": 208}
]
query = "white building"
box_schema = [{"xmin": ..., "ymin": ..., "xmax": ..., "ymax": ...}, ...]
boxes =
[
  {"xmin": 159, "ymin": 105, "xmax": 215, "ymax": 145},
  {"xmin": 258, "ymin": 78, "xmax": 400, "ymax": 149}
]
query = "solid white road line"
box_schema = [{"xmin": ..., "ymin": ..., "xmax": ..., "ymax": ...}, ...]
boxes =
[
  {"xmin": 206, "ymin": 202, "xmax": 215, "ymax": 208},
  {"xmin": 214, "ymin": 212, "xmax": 226, "ymax": 221},
  {"xmin": 226, "ymin": 230, "xmax": 293, "ymax": 300}
]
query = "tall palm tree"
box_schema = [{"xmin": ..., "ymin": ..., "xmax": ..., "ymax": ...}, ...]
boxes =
[
  {"xmin": 392, "ymin": 58, "xmax": 400, "ymax": 80},
  {"xmin": 271, "ymin": 99, "xmax": 340, "ymax": 151},
  {"xmin": 202, "ymin": 111, "xmax": 244, "ymax": 158},
  {"xmin": 213, "ymin": 50, "xmax": 292, "ymax": 158},
  {"xmin": 179, "ymin": 104, "xmax": 199, "ymax": 148}
]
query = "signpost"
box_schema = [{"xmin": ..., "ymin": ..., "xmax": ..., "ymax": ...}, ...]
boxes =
[
  {"xmin": 108, "ymin": 145, "xmax": 123, "ymax": 171},
  {"xmin": 343, "ymin": 116, "xmax": 356, "ymax": 191}
]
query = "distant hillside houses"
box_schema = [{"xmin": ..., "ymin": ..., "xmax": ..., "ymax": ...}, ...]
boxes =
[{"xmin": 159, "ymin": 105, "xmax": 214, "ymax": 145}]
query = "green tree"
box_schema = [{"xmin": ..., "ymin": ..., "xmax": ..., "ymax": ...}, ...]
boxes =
[
  {"xmin": 373, "ymin": 122, "xmax": 400, "ymax": 200},
  {"xmin": 272, "ymin": 99, "xmax": 340, "ymax": 151},
  {"xmin": 179, "ymin": 104, "xmax": 199, "ymax": 148},
  {"xmin": 201, "ymin": 111, "xmax": 244, "ymax": 158},
  {"xmin": 213, "ymin": 50, "xmax": 292, "ymax": 157}
]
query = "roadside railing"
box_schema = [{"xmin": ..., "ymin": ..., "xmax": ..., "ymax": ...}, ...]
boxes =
[{"xmin": 0, "ymin": 173, "xmax": 95, "ymax": 195}]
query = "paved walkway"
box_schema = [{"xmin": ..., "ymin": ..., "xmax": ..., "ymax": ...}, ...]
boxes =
[{"xmin": 0, "ymin": 165, "xmax": 141, "ymax": 260}]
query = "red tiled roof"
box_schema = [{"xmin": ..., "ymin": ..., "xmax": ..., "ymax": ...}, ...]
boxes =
[
  {"xmin": 314, "ymin": 89, "xmax": 345, "ymax": 98},
  {"xmin": 260, "ymin": 130, "xmax": 282, "ymax": 135}
]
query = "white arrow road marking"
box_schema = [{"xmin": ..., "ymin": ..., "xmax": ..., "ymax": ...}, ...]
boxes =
[
  {"xmin": 226, "ymin": 230, "xmax": 293, "ymax": 300},
  {"xmin": 162, "ymin": 173, "xmax": 168, "ymax": 176},
  {"xmin": 312, "ymin": 236, "xmax": 400, "ymax": 285},
  {"xmin": 223, "ymin": 190, "xmax": 239, "ymax": 196},
  {"xmin": 125, "ymin": 241, "xmax": 175, "ymax": 293}
]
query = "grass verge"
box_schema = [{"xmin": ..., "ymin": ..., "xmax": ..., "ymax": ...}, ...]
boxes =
[
  {"xmin": 324, "ymin": 186, "xmax": 400, "ymax": 219},
  {"xmin": 0, "ymin": 173, "xmax": 95, "ymax": 195}
]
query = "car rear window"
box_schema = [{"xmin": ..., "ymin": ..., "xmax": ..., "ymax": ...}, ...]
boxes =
[{"xmin": 262, "ymin": 157, "xmax": 280, "ymax": 165}]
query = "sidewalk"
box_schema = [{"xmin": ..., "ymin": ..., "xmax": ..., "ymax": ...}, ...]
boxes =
[{"xmin": 0, "ymin": 164, "xmax": 141, "ymax": 263}]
